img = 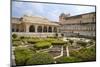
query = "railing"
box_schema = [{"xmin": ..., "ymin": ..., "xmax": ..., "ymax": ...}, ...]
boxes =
[{"xmin": 12, "ymin": 32, "xmax": 61, "ymax": 37}]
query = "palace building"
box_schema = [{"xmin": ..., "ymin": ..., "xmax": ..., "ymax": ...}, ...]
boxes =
[
  {"xmin": 12, "ymin": 12, "xmax": 96, "ymax": 38},
  {"xmin": 59, "ymin": 12, "xmax": 96, "ymax": 38},
  {"xmin": 12, "ymin": 15, "xmax": 60, "ymax": 37}
]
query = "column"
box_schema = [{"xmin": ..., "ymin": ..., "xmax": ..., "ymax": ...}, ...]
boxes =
[
  {"xmin": 52, "ymin": 26, "xmax": 54, "ymax": 33},
  {"xmin": 42, "ymin": 25, "xmax": 44, "ymax": 33},
  {"xmin": 57, "ymin": 27, "xmax": 59, "ymax": 33},
  {"xmin": 47, "ymin": 26, "xmax": 49, "ymax": 33},
  {"xmin": 26, "ymin": 24, "xmax": 29, "ymax": 33},
  {"xmin": 14, "ymin": 25, "xmax": 16, "ymax": 32},
  {"xmin": 35, "ymin": 25, "xmax": 38, "ymax": 33},
  {"xmin": 13, "ymin": 25, "xmax": 16, "ymax": 32}
]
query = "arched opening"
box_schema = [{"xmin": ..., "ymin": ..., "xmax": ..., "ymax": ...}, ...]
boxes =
[
  {"xmin": 21, "ymin": 29, "xmax": 24, "ymax": 32},
  {"xmin": 48, "ymin": 26, "xmax": 52, "ymax": 32},
  {"xmin": 43, "ymin": 26, "xmax": 47, "ymax": 32},
  {"xmin": 16, "ymin": 28, "xmax": 19, "ymax": 32},
  {"xmin": 29, "ymin": 25, "xmax": 35, "ymax": 32},
  {"xmin": 53, "ymin": 27, "xmax": 57, "ymax": 32},
  {"xmin": 12, "ymin": 28, "xmax": 14, "ymax": 32},
  {"xmin": 37, "ymin": 26, "xmax": 42, "ymax": 32}
]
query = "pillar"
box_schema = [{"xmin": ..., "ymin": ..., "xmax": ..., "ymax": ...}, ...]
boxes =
[
  {"xmin": 14, "ymin": 25, "xmax": 17, "ymax": 32},
  {"xmin": 47, "ymin": 26, "xmax": 49, "ymax": 33},
  {"xmin": 26, "ymin": 24, "xmax": 29, "ymax": 33},
  {"xmin": 57, "ymin": 27, "xmax": 59, "ymax": 33},
  {"xmin": 42, "ymin": 25, "xmax": 44, "ymax": 33},
  {"xmin": 35, "ymin": 25, "xmax": 38, "ymax": 33},
  {"xmin": 52, "ymin": 26, "xmax": 54, "ymax": 33}
]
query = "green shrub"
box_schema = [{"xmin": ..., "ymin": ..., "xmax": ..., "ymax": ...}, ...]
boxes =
[
  {"xmin": 47, "ymin": 36, "xmax": 56, "ymax": 39},
  {"xmin": 20, "ymin": 36, "xmax": 25, "ymax": 39},
  {"xmin": 31, "ymin": 37, "xmax": 39, "ymax": 39},
  {"xmin": 61, "ymin": 33, "xmax": 64, "ymax": 37},
  {"xmin": 12, "ymin": 41, "xmax": 22, "ymax": 46},
  {"xmin": 44, "ymin": 38, "xmax": 57, "ymax": 42},
  {"xmin": 79, "ymin": 47, "xmax": 96, "ymax": 61},
  {"xmin": 69, "ymin": 39, "xmax": 74, "ymax": 45},
  {"xmin": 28, "ymin": 40, "xmax": 37, "ymax": 44},
  {"xmin": 55, "ymin": 33, "xmax": 58, "ymax": 38},
  {"xmin": 27, "ymin": 39, "xmax": 40, "ymax": 44},
  {"xmin": 14, "ymin": 47, "xmax": 34, "ymax": 66},
  {"xmin": 12, "ymin": 34, "xmax": 17, "ymax": 39},
  {"xmin": 34, "ymin": 41, "xmax": 51, "ymax": 50},
  {"xmin": 77, "ymin": 41, "xmax": 87, "ymax": 47},
  {"xmin": 12, "ymin": 38, "xmax": 20, "ymax": 41},
  {"xmin": 92, "ymin": 37, "xmax": 96, "ymax": 41},
  {"xmin": 70, "ymin": 46, "xmax": 96, "ymax": 61},
  {"xmin": 26, "ymin": 52, "xmax": 54, "ymax": 65},
  {"xmin": 52, "ymin": 41, "xmax": 65, "ymax": 45},
  {"xmin": 70, "ymin": 50, "xmax": 80, "ymax": 58},
  {"xmin": 56, "ymin": 56, "xmax": 81, "ymax": 63},
  {"xmin": 88, "ymin": 40, "xmax": 94, "ymax": 45}
]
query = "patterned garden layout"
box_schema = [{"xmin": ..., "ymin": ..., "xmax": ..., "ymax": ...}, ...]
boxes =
[{"xmin": 12, "ymin": 34, "xmax": 96, "ymax": 66}]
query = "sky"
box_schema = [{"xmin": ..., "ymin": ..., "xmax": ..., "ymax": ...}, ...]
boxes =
[{"xmin": 12, "ymin": 1, "xmax": 95, "ymax": 21}]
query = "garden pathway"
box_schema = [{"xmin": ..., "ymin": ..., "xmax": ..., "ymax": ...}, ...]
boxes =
[{"xmin": 54, "ymin": 46, "xmax": 63, "ymax": 59}]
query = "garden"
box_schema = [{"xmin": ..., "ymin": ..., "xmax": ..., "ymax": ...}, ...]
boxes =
[{"xmin": 12, "ymin": 34, "xmax": 96, "ymax": 66}]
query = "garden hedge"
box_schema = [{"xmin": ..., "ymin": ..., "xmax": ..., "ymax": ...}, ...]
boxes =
[
  {"xmin": 26, "ymin": 52, "xmax": 54, "ymax": 65},
  {"xmin": 14, "ymin": 47, "xmax": 34, "ymax": 66},
  {"xmin": 51, "ymin": 40, "xmax": 65, "ymax": 45},
  {"xmin": 34, "ymin": 41, "xmax": 51, "ymax": 50},
  {"xmin": 70, "ymin": 46, "xmax": 96, "ymax": 61},
  {"xmin": 12, "ymin": 41, "xmax": 22, "ymax": 46},
  {"xmin": 55, "ymin": 56, "xmax": 81, "ymax": 63}
]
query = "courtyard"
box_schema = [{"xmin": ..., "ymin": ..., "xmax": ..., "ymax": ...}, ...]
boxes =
[{"xmin": 12, "ymin": 34, "xmax": 96, "ymax": 66}]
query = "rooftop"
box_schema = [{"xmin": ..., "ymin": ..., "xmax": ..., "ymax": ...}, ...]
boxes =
[
  {"xmin": 65, "ymin": 12, "xmax": 96, "ymax": 19},
  {"xmin": 12, "ymin": 15, "xmax": 60, "ymax": 26}
]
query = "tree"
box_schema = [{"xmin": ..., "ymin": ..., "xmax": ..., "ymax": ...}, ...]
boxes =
[
  {"xmin": 12, "ymin": 34, "xmax": 17, "ymax": 39},
  {"xmin": 61, "ymin": 33, "xmax": 64, "ymax": 37},
  {"xmin": 55, "ymin": 33, "xmax": 58, "ymax": 38},
  {"xmin": 26, "ymin": 52, "xmax": 54, "ymax": 65},
  {"xmin": 69, "ymin": 39, "xmax": 74, "ymax": 45}
]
